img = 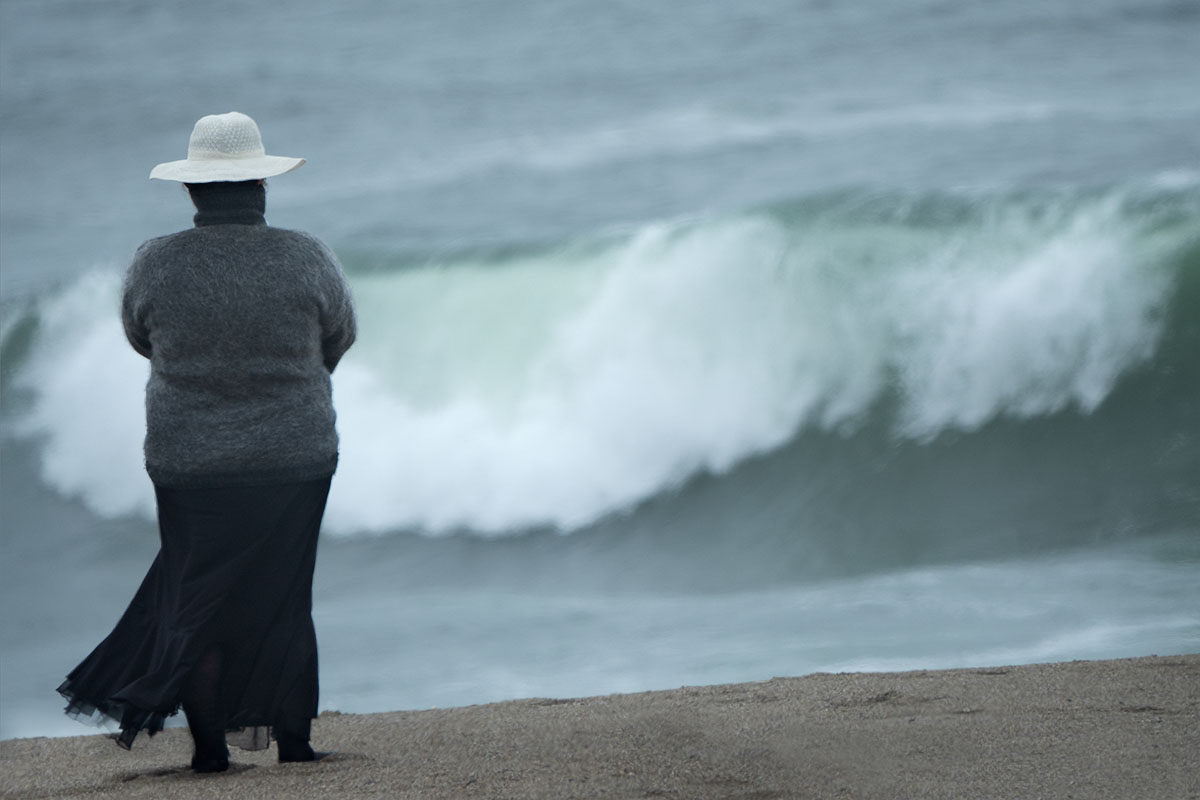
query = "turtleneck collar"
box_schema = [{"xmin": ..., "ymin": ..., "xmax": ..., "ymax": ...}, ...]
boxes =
[{"xmin": 187, "ymin": 181, "xmax": 267, "ymax": 227}]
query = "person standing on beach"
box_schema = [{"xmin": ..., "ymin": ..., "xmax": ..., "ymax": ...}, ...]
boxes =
[{"xmin": 57, "ymin": 111, "xmax": 356, "ymax": 773}]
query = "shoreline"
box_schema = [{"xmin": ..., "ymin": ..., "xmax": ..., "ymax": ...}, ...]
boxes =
[{"xmin": 2, "ymin": 654, "xmax": 1197, "ymax": 799}]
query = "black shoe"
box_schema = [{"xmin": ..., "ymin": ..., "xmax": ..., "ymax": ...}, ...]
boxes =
[
  {"xmin": 279, "ymin": 748, "xmax": 335, "ymax": 763},
  {"xmin": 275, "ymin": 724, "xmax": 312, "ymax": 763},
  {"xmin": 191, "ymin": 750, "xmax": 230, "ymax": 773}
]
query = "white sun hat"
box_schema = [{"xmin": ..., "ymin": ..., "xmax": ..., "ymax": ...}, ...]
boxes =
[{"xmin": 149, "ymin": 111, "xmax": 305, "ymax": 183}]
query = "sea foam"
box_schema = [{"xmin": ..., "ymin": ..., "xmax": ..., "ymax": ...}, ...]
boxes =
[{"xmin": 5, "ymin": 191, "xmax": 1177, "ymax": 536}]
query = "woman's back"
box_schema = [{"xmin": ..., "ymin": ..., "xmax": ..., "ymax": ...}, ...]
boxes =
[{"xmin": 122, "ymin": 190, "xmax": 355, "ymax": 486}]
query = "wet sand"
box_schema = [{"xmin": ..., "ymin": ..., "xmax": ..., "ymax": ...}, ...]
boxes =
[{"xmin": 2, "ymin": 654, "xmax": 1196, "ymax": 799}]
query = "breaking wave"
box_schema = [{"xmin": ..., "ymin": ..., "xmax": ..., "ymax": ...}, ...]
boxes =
[{"xmin": 3, "ymin": 184, "xmax": 1197, "ymax": 538}]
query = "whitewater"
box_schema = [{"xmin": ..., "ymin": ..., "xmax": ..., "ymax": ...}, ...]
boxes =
[{"xmin": 6, "ymin": 188, "xmax": 1193, "ymax": 535}]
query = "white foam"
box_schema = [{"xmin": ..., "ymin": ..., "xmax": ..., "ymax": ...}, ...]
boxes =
[
  {"xmin": 891, "ymin": 198, "xmax": 1171, "ymax": 439},
  {"xmin": 12, "ymin": 270, "xmax": 154, "ymax": 519},
  {"xmin": 324, "ymin": 217, "xmax": 894, "ymax": 534},
  {"xmin": 7, "ymin": 195, "xmax": 1174, "ymax": 536}
]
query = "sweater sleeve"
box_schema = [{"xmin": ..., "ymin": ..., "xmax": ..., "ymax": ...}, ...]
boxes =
[
  {"xmin": 121, "ymin": 244, "xmax": 154, "ymax": 360},
  {"xmin": 313, "ymin": 239, "xmax": 357, "ymax": 373}
]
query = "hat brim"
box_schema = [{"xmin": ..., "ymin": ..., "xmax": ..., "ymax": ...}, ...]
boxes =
[{"xmin": 149, "ymin": 154, "xmax": 305, "ymax": 183}]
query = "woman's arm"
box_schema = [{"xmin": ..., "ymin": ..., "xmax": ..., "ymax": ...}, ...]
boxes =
[
  {"xmin": 314, "ymin": 241, "xmax": 357, "ymax": 373},
  {"xmin": 121, "ymin": 246, "xmax": 154, "ymax": 359}
]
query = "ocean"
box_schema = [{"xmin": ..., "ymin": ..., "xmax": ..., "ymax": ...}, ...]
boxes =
[{"xmin": 1, "ymin": 0, "xmax": 1197, "ymax": 741}]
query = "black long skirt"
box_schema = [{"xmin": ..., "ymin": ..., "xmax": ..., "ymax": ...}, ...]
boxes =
[{"xmin": 58, "ymin": 475, "xmax": 332, "ymax": 749}]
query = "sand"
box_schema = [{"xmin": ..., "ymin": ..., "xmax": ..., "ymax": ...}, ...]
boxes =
[{"xmin": 2, "ymin": 654, "xmax": 1196, "ymax": 799}]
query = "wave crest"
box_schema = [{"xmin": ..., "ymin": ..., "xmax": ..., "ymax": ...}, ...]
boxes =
[{"xmin": 4, "ymin": 188, "xmax": 1190, "ymax": 536}]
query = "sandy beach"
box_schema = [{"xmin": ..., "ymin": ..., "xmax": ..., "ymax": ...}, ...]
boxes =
[{"xmin": 2, "ymin": 654, "xmax": 1196, "ymax": 799}]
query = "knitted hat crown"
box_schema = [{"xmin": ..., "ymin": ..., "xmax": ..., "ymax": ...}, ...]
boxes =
[{"xmin": 150, "ymin": 112, "xmax": 305, "ymax": 183}]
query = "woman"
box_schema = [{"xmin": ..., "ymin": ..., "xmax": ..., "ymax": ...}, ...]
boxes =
[{"xmin": 58, "ymin": 112, "xmax": 356, "ymax": 773}]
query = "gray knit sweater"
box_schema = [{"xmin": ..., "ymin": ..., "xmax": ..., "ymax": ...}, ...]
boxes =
[{"xmin": 121, "ymin": 201, "xmax": 356, "ymax": 487}]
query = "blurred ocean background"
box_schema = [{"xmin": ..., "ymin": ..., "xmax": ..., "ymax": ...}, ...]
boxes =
[{"xmin": 2, "ymin": 0, "xmax": 1198, "ymax": 740}]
